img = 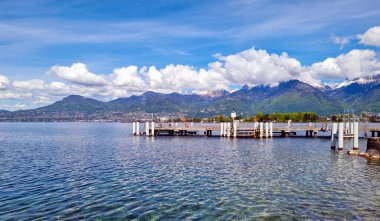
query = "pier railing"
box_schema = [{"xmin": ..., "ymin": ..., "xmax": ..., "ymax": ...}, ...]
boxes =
[
  {"xmin": 133, "ymin": 122, "xmax": 379, "ymax": 138},
  {"xmin": 131, "ymin": 121, "xmax": 380, "ymax": 155}
]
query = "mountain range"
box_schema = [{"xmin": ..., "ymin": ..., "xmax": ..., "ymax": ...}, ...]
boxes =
[{"xmin": 1, "ymin": 75, "xmax": 379, "ymax": 121}]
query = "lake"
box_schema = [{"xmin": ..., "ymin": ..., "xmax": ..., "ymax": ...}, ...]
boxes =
[{"xmin": 0, "ymin": 122, "xmax": 379, "ymax": 220}]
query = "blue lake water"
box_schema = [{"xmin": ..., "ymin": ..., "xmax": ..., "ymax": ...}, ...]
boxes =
[{"xmin": 0, "ymin": 122, "xmax": 379, "ymax": 220}]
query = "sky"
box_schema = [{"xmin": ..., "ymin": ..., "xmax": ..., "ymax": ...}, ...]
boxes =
[{"xmin": 0, "ymin": 0, "xmax": 380, "ymax": 110}]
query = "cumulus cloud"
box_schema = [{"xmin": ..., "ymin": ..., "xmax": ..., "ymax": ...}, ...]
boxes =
[
  {"xmin": 310, "ymin": 49, "xmax": 380, "ymax": 80},
  {"xmin": 310, "ymin": 58, "xmax": 340, "ymax": 79},
  {"xmin": 1, "ymin": 46, "xmax": 380, "ymax": 110},
  {"xmin": 0, "ymin": 75, "xmax": 10, "ymax": 90},
  {"xmin": 49, "ymin": 63, "xmax": 108, "ymax": 86},
  {"xmin": 110, "ymin": 63, "xmax": 229, "ymax": 93},
  {"xmin": 213, "ymin": 48, "xmax": 313, "ymax": 86},
  {"xmin": 358, "ymin": 26, "xmax": 380, "ymax": 47},
  {"xmin": 39, "ymin": 47, "xmax": 380, "ymax": 97},
  {"xmin": 152, "ymin": 64, "xmax": 203, "ymax": 90},
  {"xmin": 41, "ymin": 48, "xmax": 320, "ymax": 94},
  {"xmin": 112, "ymin": 66, "xmax": 146, "ymax": 90}
]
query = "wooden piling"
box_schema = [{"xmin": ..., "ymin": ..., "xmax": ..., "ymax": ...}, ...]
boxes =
[{"xmin": 365, "ymin": 138, "xmax": 380, "ymax": 159}]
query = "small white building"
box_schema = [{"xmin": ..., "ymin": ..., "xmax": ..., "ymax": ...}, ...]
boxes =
[{"xmin": 159, "ymin": 117, "xmax": 169, "ymax": 122}]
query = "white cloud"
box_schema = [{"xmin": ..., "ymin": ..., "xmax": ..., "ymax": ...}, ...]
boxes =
[
  {"xmin": 335, "ymin": 49, "xmax": 380, "ymax": 79},
  {"xmin": 143, "ymin": 66, "xmax": 164, "ymax": 89},
  {"xmin": 0, "ymin": 91, "xmax": 32, "ymax": 99},
  {"xmin": 310, "ymin": 58, "xmax": 341, "ymax": 79},
  {"xmin": 49, "ymin": 63, "xmax": 108, "ymax": 86},
  {"xmin": 157, "ymin": 64, "xmax": 200, "ymax": 90},
  {"xmin": 112, "ymin": 66, "xmax": 146, "ymax": 90},
  {"xmin": 45, "ymin": 81, "xmax": 73, "ymax": 96},
  {"xmin": 0, "ymin": 103, "xmax": 26, "ymax": 111},
  {"xmin": 311, "ymin": 49, "xmax": 380, "ymax": 80},
  {"xmin": 1, "ymin": 46, "xmax": 380, "ymax": 110},
  {"xmin": 331, "ymin": 36, "xmax": 350, "ymax": 49},
  {"xmin": 12, "ymin": 79, "xmax": 45, "ymax": 90},
  {"xmin": 111, "ymin": 64, "xmax": 228, "ymax": 94},
  {"xmin": 31, "ymin": 95, "xmax": 53, "ymax": 105},
  {"xmin": 212, "ymin": 48, "xmax": 312, "ymax": 86},
  {"xmin": 358, "ymin": 26, "xmax": 380, "ymax": 47},
  {"xmin": 0, "ymin": 75, "xmax": 10, "ymax": 90}
]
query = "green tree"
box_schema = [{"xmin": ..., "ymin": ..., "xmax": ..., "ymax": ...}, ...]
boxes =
[{"xmin": 256, "ymin": 112, "xmax": 263, "ymax": 122}]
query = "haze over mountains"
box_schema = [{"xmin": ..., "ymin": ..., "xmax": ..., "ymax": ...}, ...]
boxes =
[{"xmin": 0, "ymin": 75, "xmax": 379, "ymax": 121}]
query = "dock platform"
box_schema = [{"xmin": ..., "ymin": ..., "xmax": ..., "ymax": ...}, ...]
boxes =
[{"xmin": 132, "ymin": 122, "xmax": 380, "ymax": 139}]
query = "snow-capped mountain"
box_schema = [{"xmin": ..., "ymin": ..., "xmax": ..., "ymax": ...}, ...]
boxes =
[
  {"xmin": 334, "ymin": 74, "xmax": 380, "ymax": 89},
  {"xmin": 1, "ymin": 78, "xmax": 379, "ymax": 119},
  {"xmin": 190, "ymin": 89, "xmax": 230, "ymax": 98}
]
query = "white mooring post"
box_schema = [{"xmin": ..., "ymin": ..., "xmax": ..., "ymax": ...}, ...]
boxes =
[
  {"xmin": 254, "ymin": 122, "xmax": 258, "ymax": 135},
  {"xmin": 233, "ymin": 122, "xmax": 237, "ymax": 138},
  {"xmin": 224, "ymin": 122, "xmax": 227, "ymax": 137},
  {"xmin": 227, "ymin": 122, "xmax": 231, "ymax": 137},
  {"xmin": 136, "ymin": 122, "xmax": 140, "ymax": 135},
  {"xmin": 331, "ymin": 123, "xmax": 337, "ymax": 148},
  {"xmin": 220, "ymin": 123, "xmax": 223, "ymax": 137},
  {"xmin": 133, "ymin": 122, "xmax": 136, "ymax": 135},
  {"xmin": 265, "ymin": 122, "xmax": 269, "ymax": 138},
  {"xmin": 350, "ymin": 122, "xmax": 354, "ymax": 135},
  {"xmin": 269, "ymin": 122, "xmax": 273, "ymax": 137},
  {"xmin": 338, "ymin": 122, "xmax": 344, "ymax": 150},
  {"xmin": 145, "ymin": 122, "xmax": 150, "ymax": 136},
  {"xmin": 151, "ymin": 122, "xmax": 155, "ymax": 136},
  {"xmin": 287, "ymin": 120, "xmax": 291, "ymax": 128},
  {"xmin": 259, "ymin": 122, "xmax": 263, "ymax": 138},
  {"xmin": 331, "ymin": 123, "xmax": 337, "ymax": 149},
  {"xmin": 353, "ymin": 122, "xmax": 359, "ymax": 150}
]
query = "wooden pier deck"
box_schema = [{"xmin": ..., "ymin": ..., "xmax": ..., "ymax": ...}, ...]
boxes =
[{"xmin": 133, "ymin": 122, "xmax": 380, "ymax": 138}]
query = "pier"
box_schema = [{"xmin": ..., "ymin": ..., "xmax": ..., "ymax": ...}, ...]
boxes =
[
  {"xmin": 133, "ymin": 120, "xmax": 380, "ymax": 155},
  {"xmin": 133, "ymin": 121, "xmax": 379, "ymax": 138}
]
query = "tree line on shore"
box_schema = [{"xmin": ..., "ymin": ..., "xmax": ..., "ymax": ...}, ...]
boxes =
[
  {"xmin": 169, "ymin": 111, "xmax": 380, "ymax": 123},
  {"xmin": 183, "ymin": 112, "xmax": 319, "ymax": 123}
]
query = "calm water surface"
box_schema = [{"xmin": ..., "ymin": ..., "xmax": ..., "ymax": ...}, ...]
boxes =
[{"xmin": 0, "ymin": 123, "xmax": 379, "ymax": 220}]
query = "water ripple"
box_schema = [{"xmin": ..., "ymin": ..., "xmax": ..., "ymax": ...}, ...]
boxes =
[{"xmin": 0, "ymin": 122, "xmax": 379, "ymax": 220}]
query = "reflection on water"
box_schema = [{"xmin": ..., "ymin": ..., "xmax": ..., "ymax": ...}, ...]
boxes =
[{"xmin": 0, "ymin": 122, "xmax": 379, "ymax": 220}]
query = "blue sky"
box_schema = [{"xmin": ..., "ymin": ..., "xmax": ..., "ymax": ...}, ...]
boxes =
[{"xmin": 0, "ymin": 0, "xmax": 380, "ymax": 110}]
